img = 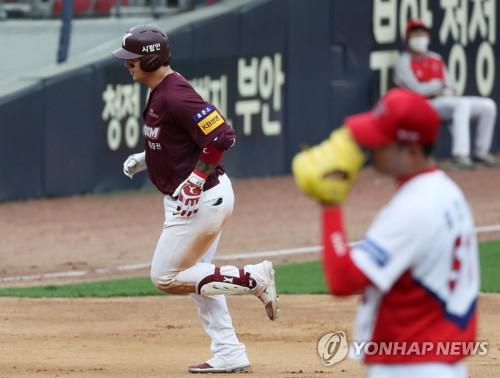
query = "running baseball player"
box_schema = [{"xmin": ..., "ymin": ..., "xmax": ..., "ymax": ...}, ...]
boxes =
[
  {"xmin": 293, "ymin": 88, "xmax": 479, "ymax": 378},
  {"xmin": 112, "ymin": 25, "xmax": 278, "ymax": 374},
  {"xmin": 394, "ymin": 19, "xmax": 498, "ymax": 169}
]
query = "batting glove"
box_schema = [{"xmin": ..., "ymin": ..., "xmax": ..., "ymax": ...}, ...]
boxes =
[
  {"xmin": 123, "ymin": 152, "xmax": 147, "ymax": 179},
  {"xmin": 172, "ymin": 171, "xmax": 206, "ymax": 217}
]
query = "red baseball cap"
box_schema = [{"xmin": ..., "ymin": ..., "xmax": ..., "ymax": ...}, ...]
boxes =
[
  {"xmin": 345, "ymin": 88, "xmax": 440, "ymax": 149},
  {"xmin": 406, "ymin": 19, "xmax": 430, "ymax": 40}
]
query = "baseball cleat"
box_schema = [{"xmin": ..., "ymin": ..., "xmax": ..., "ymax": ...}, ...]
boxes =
[
  {"xmin": 254, "ymin": 261, "xmax": 279, "ymax": 321},
  {"xmin": 188, "ymin": 362, "xmax": 251, "ymax": 374}
]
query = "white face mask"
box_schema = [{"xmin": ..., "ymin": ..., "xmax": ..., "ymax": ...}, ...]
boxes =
[{"xmin": 408, "ymin": 36, "xmax": 429, "ymax": 53}]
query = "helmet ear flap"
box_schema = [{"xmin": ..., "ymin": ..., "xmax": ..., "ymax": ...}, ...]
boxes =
[{"xmin": 140, "ymin": 55, "xmax": 162, "ymax": 72}]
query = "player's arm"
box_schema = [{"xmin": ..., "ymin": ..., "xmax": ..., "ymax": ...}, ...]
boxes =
[
  {"xmin": 192, "ymin": 128, "xmax": 236, "ymax": 179},
  {"xmin": 291, "ymin": 127, "xmax": 370, "ymax": 295},
  {"xmin": 173, "ymin": 128, "xmax": 236, "ymax": 216},
  {"xmin": 322, "ymin": 206, "xmax": 371, "ymax": 296},
  {"xmin": 123, "ymin": 151, "xmax": 147, "ymax": 179}
]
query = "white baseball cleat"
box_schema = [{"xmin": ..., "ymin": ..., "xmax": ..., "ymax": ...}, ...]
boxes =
[
  {"xmin": 248, "ymin": 260, "xmax": 279, "ymax": 321},
  {"xmin": 188, "ymin": 362, "xmax": 251, "ymax": 374}
]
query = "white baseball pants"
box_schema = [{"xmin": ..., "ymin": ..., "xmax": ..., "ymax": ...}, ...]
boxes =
[
  {"xmin": 431, "ymin": 96, "xmax": 497, "ymax": 158},
  {"xmin": 150, "ymin": 174, "xmax": 248, "ymax": 366}
]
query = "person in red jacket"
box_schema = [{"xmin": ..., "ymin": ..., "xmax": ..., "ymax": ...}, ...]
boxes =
[{"xmin": 394, "ymin": 19, "xmax": 498, "ymax": 169}]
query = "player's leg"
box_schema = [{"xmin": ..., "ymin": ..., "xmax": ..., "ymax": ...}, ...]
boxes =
[
  {"xmin": 150, "ymin": 176, "xmax": 234, "ymax": 295},
  {"xmin": 431, "ymin": 96, "xmax": 472, "ymax": 162},
  {"xmin": 149, "ymin": 174, "xmax": 278, "ymax": 319},
  {"xmin": 150, "ymin": 235, "xmax": 278, "ymax": 321},
  {"xmin": 190, "ymin": 294, "xmax": 250, "ymax": 373},
  {"xmin": 467, "ymin": 96, "xmax": 497, "ymax": 161},
  {"xmin": 157, "ymin": 246, "xmax": 279, "ymax": 320},
  {"xmin": 193, "ymin": 261, "xmax": 279, "ymax": 321},
  {"xmin": 190, "ymin": 233, "xmax": 250, "ymax": 373}
]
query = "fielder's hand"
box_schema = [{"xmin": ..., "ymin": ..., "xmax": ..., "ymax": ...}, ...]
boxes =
[
  {"xmin": 173, "ymin": 171, "xmax": 206, "ymax": 217},
  {"xmin": 292, "ymin": 126, "xmax": 365, "ymax": 205},
  {"xmin": 123, "ymin": 152, "xmax": 147, "ymax": 179}
]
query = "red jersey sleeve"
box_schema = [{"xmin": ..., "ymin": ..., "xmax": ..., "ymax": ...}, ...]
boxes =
[{"xmin": 322, "ymin": 206, "xmax": 371, "ymax": 296}]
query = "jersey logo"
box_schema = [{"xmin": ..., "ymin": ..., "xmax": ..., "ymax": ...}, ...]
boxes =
[
  {"xmin": 122, "ymin": 32, "xmax": 133, "ymax": 47},
  {"xmin": 194, "ymin": 105, "xmax": 224, "ymax": 135},
  {"xmin": 148, "ymin": 108, "xmax": 159, "ymax": 119},
  {"xmin": 144, "ymin": 124, "xmax": 160, "ymax": 140}
]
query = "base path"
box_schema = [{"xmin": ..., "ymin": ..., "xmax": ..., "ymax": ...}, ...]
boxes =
[
  {"xmin": 0, "ymin": 167, "xmax": 499, "ymax": 377},
  {"xmin": 1, "ymin": 167, "xmax": 499, "ymax": 286},
  {"xmin": 0, "ymin": 294, "xmax": 499, "ymax": 377}
]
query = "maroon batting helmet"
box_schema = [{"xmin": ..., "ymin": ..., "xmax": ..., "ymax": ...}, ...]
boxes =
[{"xmin": 113, "ymin": 25, "xmax": 171, "ymax": 72}]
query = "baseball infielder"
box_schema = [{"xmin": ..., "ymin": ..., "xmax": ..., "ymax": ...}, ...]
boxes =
[
  {"xmin": 394, "ymin": 19, "xmax": 498, "ymax": 169},
  {"xmin": 293, "ymin": 88, "xmax": 479, "ymax": 378},
  {"xmin": 112, "ymin": 25, "xmax": 278, "ymax": 374}
]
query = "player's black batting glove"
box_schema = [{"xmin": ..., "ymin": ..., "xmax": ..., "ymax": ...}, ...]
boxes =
[{"xmin": 172, "ymin": 171, "xmax": 206, "ymax": 217}]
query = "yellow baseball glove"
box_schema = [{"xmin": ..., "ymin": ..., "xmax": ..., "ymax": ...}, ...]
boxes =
[{"xmin": 292, "ymin": 126, "xmax": 365, "ymax": 205}]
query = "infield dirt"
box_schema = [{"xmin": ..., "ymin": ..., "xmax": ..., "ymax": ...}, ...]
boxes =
[{"xmin": 0, "ymin": 167, "xmax": 499, "ymax": 377}]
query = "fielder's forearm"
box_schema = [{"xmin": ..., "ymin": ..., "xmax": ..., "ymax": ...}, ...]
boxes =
[{"xmin": 322, "ymin": 206, "xmax": 370, "ymax": 296}]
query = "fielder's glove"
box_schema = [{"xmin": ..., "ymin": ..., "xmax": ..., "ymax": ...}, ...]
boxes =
[
  {"xmin": 292, "ymin": 126, "xmax": 365, "ymax": 205},
  {"xmin": 123, "ymin": 152, "xmax": 147, "ymax": 179},
  {"xmin": 173, "ymin": 171, "xmax": 206, "ymax": 217}
]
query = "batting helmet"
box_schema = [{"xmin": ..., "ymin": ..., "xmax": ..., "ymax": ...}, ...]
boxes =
[{"xmin": 113, "ymin": 25, "xmax": 171, "ymax": 72}]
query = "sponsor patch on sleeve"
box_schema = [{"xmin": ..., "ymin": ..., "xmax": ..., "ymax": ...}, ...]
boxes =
[
  {"xmin": 193, "ymin": 105, "xmax": 225, "ymax": 135},
  {"xmin": 358, "ymin": 238, "xmax": 390, "ymax": 267}
]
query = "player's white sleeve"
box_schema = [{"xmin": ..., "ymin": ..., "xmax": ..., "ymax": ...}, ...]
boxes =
[
  {"xmin": 351, "ymin": 196, "xmax": 434, "ymax": 292},
  {"xmin": 393, "ymin": 53, "xmax": 443, "ymax": 97}
]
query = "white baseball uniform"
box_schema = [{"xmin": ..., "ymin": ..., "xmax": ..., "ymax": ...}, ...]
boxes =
[
  {"xmin": 350, "ymin": 169, "xmax": 479, "ymax": 377},
  {"xmin": 150, "ymin": 173, "xmax": 249, "ymax": 367}
]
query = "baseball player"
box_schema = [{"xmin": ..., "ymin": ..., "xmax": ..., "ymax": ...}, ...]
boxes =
[
  {"xmin": 394, "ymin": 19, "xmax": 498, "ymax": 169},
  {"xmin": 293, "ymin": 88, "xmax": 479, "ymax": 378},
  {"xmin": 112, "ymin": 25, "xmax": 279, "ymax": 374}
]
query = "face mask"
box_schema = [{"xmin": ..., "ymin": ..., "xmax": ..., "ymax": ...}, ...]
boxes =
[{"xmin": 408, "ymin": 36, "xmax": 429, "ymax": 53}]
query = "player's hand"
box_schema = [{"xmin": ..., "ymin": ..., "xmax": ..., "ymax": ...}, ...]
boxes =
[
  {"xmin": 123, "ymin": 152, "xmax": 147, "ymax": 179},
  {"xmin": 292, "ymin": 127, "xmax": 365, "ymax": 205},
  {"xmin": 441, "ymin": 87, "xmax": 456, "ymax": 96},
  {"xmin": 172, "ymin": 171, "xmax": 206, "ymax": 217}
]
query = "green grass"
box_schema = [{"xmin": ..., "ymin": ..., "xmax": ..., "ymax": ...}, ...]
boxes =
[
  {"xmin": 0, "ymin": 241, "xmax": 498, "ymax": 298},
  {"xmin": 478, "ymin": 240, "xmax": 500, "ymax": 293},
  {"xmin": 0, "ymin": 277, "xmax": 163, "ymax": 298}
]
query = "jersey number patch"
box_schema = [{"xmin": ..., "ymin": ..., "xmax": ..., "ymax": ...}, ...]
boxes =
[{"xmin": 448, "ymin": 236, "xmax": 462, "ymax": 290}]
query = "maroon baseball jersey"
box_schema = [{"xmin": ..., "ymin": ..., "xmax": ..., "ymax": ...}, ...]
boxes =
[{"xmin": 143, "ymin": 72, "xmax": 230, "ymax": 195}]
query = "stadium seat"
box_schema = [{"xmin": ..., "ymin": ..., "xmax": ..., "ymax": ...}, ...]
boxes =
[
  {"xmin": 52, "ymin": 0, "xmax": 93, "ymax": 16},
  {"xmin": 94, "ymin": 0, "xmax": 128, "ymax": 15}
]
